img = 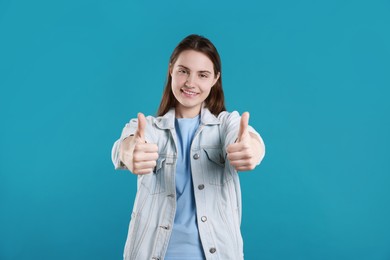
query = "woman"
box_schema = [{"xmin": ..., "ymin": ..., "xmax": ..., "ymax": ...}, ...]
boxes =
[{"xmin": 112, "ymin": 34, "xmax": 265, "ymax": 260}]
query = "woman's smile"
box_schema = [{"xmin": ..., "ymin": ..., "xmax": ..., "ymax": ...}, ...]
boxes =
[{"xmin": 181, "ymin": 88, "xmax": 199, "ymax": 98}]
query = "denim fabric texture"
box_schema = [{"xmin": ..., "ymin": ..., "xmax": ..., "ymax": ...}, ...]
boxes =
[{"xmin": 112, "ymin": 106, "xmax": 265, "ymax": 260}]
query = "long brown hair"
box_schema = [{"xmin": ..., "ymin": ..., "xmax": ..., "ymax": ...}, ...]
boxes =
[{"xmin": 157, "ymin": 34, "xmax": 226, "ymax": 116}]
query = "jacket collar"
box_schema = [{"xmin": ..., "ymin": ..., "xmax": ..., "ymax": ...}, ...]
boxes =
[{"xmin": 155, "ymin": 104, "xmax": 220, "ymax": 130}]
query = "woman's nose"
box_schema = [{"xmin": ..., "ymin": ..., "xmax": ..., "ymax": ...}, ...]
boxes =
[{"xmin": 185, "ymin": 74, "xmax": 196, "ymax": 87}]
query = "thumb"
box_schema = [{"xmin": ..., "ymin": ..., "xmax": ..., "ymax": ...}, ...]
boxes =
[
  {"xmin": 135, "ymin": 113, "xmax": 147, "ymax": 141},
  {"xmin": 238, "ymin": 112, "xmax": 250, "ymax": 142}
]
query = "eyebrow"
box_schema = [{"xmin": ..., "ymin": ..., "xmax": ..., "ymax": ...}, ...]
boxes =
[{"xmin": 178, "ymin": 65, "xmax": 212, "ymax": 74}]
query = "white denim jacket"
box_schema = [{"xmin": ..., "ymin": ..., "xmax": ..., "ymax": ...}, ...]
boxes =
[{"xmin": 112, "ymin": 106, "xmax": 265, "ymax": 260}]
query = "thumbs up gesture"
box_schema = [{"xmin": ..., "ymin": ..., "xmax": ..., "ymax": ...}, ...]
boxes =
[
  {"xmin": 120, "ymin": 113, "xmax": 159, "ymax": 175},
  {"xmin": 227, "ymin": 112, "xmax": 262, "ymax": 171}
]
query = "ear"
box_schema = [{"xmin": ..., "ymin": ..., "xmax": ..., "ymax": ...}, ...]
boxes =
[
  {"xmin": 212, "ymin": 72, "xmax": 220, "ymax": 87},
  {"xmin": 169, "ymin": 63, "xmax": 173, "ymax": 76}
]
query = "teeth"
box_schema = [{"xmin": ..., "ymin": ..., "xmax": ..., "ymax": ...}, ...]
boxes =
[{"xmin": 183, "ymin": 89, "xmax": 197, "ymax": 95}]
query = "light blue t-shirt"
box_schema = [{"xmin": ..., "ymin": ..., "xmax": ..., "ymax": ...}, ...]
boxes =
[{"xmin": 165, "ymin": 115, "xmax": 205, "ymax": 260}]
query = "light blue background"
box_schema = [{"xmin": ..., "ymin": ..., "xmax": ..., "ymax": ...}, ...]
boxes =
[{"xmin": 1, "ymin": 0, "xmax": 389, "ymax": 259}]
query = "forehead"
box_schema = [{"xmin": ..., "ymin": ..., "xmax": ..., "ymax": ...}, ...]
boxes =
[{"xmin": 173, "ymin": 50, "xmax": 214, "ymax": 72}]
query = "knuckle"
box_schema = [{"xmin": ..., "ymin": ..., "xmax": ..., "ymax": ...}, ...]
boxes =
[
  {"xmin": 134, "ymin": 144, "xmax": 141, "ymax": 152},
  {"xmin": 133, "ymin": 153, "xmax": 141, "ymax": 162},
  {"xmin": 133, "ymin": 162, "xmax": 139, "ymax": 168},
  {"xmin": 243, "ymin": 151, "xmax": 252, "ymax": 159},
  {"xmin": 226, "ymin": 145, "xmax": 233, "ymax": 153}
]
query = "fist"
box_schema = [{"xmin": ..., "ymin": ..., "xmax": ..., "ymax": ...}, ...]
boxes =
[
  {"xmin": 226, "ymin": 112, "xmax": 259, "ymax": 171},
  {"xmin": 120, "ymin": 113, "xmax": 159, "ymax": 175}
]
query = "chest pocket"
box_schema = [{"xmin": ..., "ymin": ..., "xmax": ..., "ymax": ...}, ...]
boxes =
[
  {"xmin": 203, "ymin": 147, "xmax": 232, "ymax": 185},
  {"xmin": 140, "ymin": 157, "xmax": 166, "ymax": 195}
]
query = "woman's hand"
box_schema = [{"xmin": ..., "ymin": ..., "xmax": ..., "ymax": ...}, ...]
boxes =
[
  {"xmin": 120, "ymin": 113, "xmax": 159, "ymax": 175},
  {"xmin": 226, "ymin": 112, "xmax": 264, "ymax": 171}
]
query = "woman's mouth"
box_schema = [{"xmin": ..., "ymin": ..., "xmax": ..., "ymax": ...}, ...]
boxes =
[{"xmin": 181, "ymin": 88, "xmax": 199, "ymax": 97}]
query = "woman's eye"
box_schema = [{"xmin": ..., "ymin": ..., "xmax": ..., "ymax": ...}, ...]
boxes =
[
  {"xmin": 179, "ymin": 69, "xmax": 188, "ymax": 74},
  {"xmin": 199, "ymin": 74, "xmax": 208, "ymax": 78}
]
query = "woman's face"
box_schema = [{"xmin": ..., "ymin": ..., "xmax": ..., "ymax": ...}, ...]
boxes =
[{"xmin": 170, "ymin": 50, "xmax": 220, "ymax": 118}]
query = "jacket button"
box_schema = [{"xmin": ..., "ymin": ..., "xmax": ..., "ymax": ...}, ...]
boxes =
[
  {"xmin": 209, "ymin": 247, "xmax": 216, "ymax": 254},
  {"xmin": 159, "ymin": 225, "xmax": 170, "ymax": 230},
  {"xmin": 193, "ymin": 153, "xmax": 200, "ymax": 160},
  {"xmin": 198, "ymin": 184, "xmax": 204, "ymax": 190},
  {"xmin": 201, "ymin": 216, "xmax": 207, "ymax": 222}
]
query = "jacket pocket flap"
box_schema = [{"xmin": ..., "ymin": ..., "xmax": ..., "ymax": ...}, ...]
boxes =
[
  {"xmin": 153, "ymin": 157, "xmax": 166, "ymax": 173},
  {"xmin": 203, "ymin": 147, "xmax": 225, "ymax": 167}
]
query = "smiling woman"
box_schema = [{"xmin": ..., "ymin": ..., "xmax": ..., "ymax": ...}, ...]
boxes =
[
  {"xmin": 111, "ymin": 34, "xmax": 266, "ymax": 260},
  {"xmin": 157, "ymin": 35, "xmax": 226, "ymax": 119}
]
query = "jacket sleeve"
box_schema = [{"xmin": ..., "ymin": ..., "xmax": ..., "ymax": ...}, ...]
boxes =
[
  {"xmin": 219, "ymin": 111, "xmax": 265, "ymax": 165},
  {"xmin": 111, "ymin": 116, "xmax": 156, "ymax": 170}
]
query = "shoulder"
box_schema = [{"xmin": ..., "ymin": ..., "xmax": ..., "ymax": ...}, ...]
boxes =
[{"xmin": 216, "ymin": 110, "xmax": 240, "ymax": 124}]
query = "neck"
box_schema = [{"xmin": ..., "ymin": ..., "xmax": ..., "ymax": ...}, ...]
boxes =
[{"xmin": 175, "ymin": 105, "xmax": 201, "ymax": 118}]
